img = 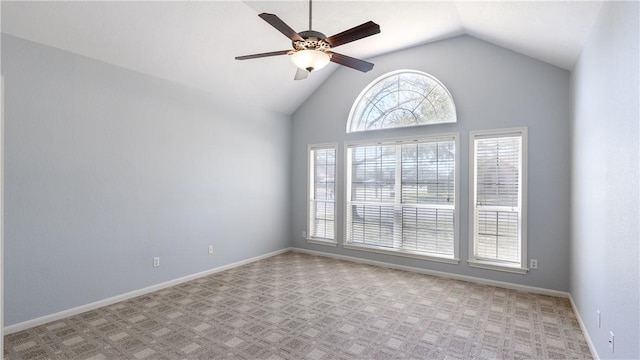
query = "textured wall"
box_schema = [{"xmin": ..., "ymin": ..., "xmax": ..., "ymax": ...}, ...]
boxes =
[
  {"xmin": 2, "ymin": 34, "xmax": 292, "ymax": 326},
  {"xmin": 570, "ymin": 2, "xmax": 640, "ymax": 359},
  {"xmin": 291, "ymin": 35, "xmax": 572, "ymax": 291}
]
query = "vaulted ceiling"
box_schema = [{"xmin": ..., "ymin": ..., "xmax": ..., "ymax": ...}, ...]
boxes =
[{"xmin": 1, "ymin": 1, "xmax": 603, "ymax": 115}]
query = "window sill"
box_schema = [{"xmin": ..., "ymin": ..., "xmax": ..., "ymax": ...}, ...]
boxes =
[
  {"xmin": 468, "ymin": 260, "xmax": 528, "ymax": 274},
  {"xmin": 343, "ymin": 243, "xmax": 459, "ymax": 264},
  {"xmin": 306, "ymin": 238, "xmax": 338, "ymax": 247}
]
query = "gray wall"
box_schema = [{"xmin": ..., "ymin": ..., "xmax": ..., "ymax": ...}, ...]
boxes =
[
  {"xmin": 2, "ymin": 34, "xmax": 291, "ymax": 326},
  {"xmin": 291, "ymin": 35, "xmax": 572, "ymax": 291},
  {"xmin": 570, "ymin": 2, "xmax": 640, "ymax": 359}
]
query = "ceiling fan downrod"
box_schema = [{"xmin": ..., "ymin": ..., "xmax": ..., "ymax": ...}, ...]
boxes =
[{"xmin": 308, "ymin": 0, "xmax": 313, "ymax": 30}]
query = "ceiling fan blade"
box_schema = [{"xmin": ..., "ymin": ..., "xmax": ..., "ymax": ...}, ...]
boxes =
[
  {"xmin": 259, "ymin": 13, "xmax": 304, "ymax": 41},
  {"xmin": 325, "ymin": 21, "xmax": 380, "ymax": 48},
  {"xmin": 329, "ymin": 52, "xmax": 374, "ymax": 72},
  {"xmin": 235, "ymin": 50, "xmax": 291, "ymax": 60},
  {"xmin": 294, "ymin": 68, "xmax": 309, "ymax": 81}
]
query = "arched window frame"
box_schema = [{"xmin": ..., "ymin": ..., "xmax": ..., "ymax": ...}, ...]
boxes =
[{"xmin": 347, "ymin": 70, "xmax": 457, "ymax": 133}]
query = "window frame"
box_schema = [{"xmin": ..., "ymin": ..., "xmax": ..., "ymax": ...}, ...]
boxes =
[
  {"xmin": 343, "ymin": 134, "xmax": 460, "ymax": 264},
  {"xmin": 468, "ymin": 127, "xmax": 528, "ymax": 274},
  {"xmin": 307, "ymin": 143, "xmax": 338, "ymax": 246},
  {"xmin": 346, "ymin": 69, "xmax": 457, "ymax": 133}
]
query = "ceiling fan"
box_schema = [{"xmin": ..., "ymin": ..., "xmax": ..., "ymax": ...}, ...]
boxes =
[{"xmin": 235, "ymin": 0, "xmax": 381, "ymax": 80}]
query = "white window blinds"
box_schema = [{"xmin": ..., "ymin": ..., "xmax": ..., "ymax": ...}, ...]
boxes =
[
  {"xmin": 309, "ymin": 146, "xmax": 336, "ymax": 241},
  {"xmin": 346, "ymin": 136, "xmax": 457, "ymax": 260},
  {"xmin": 471, "ymin": 130, "xmax": 526, "ymax": 268}
]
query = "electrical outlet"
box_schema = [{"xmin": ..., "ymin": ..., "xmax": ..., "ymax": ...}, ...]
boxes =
[
  {"xmin": 609, "ymin": 331, "xmax": 615, "ymax": 353},
  {"xmin": 530, "ymin": 259, "xmax": 538, "ymax": 269},
  {"xmin": 153, "ymin": 257, "xmax": 160, "ymax": 268},
  {"xmin": 208, "ymin": 245, "xmax": 214, "ymax": 255},
  {"xmin": 597, "ymin": 309, "xmax": 601, "ymax": 328},
  {"xmin": 302, "ymin": 231, "xmax": 307, "ymax": 238}
]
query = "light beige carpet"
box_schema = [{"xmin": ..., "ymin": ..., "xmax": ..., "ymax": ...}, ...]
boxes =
[{"xmin": 4, "ymin": 251, "xmax": 592, "ymax": 359}]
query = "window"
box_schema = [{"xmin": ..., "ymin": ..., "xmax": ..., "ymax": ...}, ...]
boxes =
[
  {"xmin": 469, "ymin": 128, "xmax": 527, "ymax": 273},
  {"xmin": 344, "ymin": 135, "xmax": 458, "ymax": 263},
  {"xmin": 347, "ymin": 70, "xmax": 456, "ymax": 133},
  {"xmin": 308, "ymin": 144, "xmax": 337, "ymax": 245}
]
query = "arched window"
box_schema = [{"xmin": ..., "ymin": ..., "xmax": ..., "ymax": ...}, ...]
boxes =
[{"xmin": 347, "ymin": 70, "xmax": 456, "ymax": 133}]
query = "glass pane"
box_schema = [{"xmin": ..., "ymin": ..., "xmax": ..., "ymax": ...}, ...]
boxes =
[
  {"xmin": 401, "ymin": 141, "xmax": 455, "ymax": 204},
  {"xmin": 475, "ymin": 136, "xmax": 521, "ymax": 208},
  {"xmin": 401, "ymin": 207, "xmax": 454, "ymax": 256},
  {"xmin": 351, "ymin": 145, "xmax": 396, "ymax": 203},
  {"xmin": 348, "ymin": 71, "xmax": 456, "ymax": 133},
  {"xmin": 348, "ymin": 204, "xmax": 395, "ymax": 248},
  {"xmin": 311, "ymin": 200, "xmax": 335, "ymax": 239},
  {"xmin": 313, "ymin": 148, "xmax": 335, "ymax": 201},
  {"xmin": 475, "ymin": 210, "xmax": 519, "ymax": 263}
]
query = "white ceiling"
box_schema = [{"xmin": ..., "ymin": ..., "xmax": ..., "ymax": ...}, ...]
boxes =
[{"xmin": 1, "ymin": 1, "xmax": 603, "ymax": 115}]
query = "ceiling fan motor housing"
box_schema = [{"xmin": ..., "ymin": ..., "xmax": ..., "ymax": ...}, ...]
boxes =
[{"xmin": 293, "ymin": 30, "xmax": 331, "ymax": 52}]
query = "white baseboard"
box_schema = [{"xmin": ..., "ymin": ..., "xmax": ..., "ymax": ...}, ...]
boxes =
[
  {"xmin": 569, "ymin": 294, "xmax": 599, "ymax": 360},
  {"xmin": 4, "ymin": 247, "xmax": 292, "ymax": 335},
  {"xmin": 292, "ymin": 247, "xmax": 570, "ymax": 298}
]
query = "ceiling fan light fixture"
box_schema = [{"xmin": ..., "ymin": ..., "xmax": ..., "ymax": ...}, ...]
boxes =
[{"xmin": 290, "ymin": 50, "xmax": 330, "ymax": 72}]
